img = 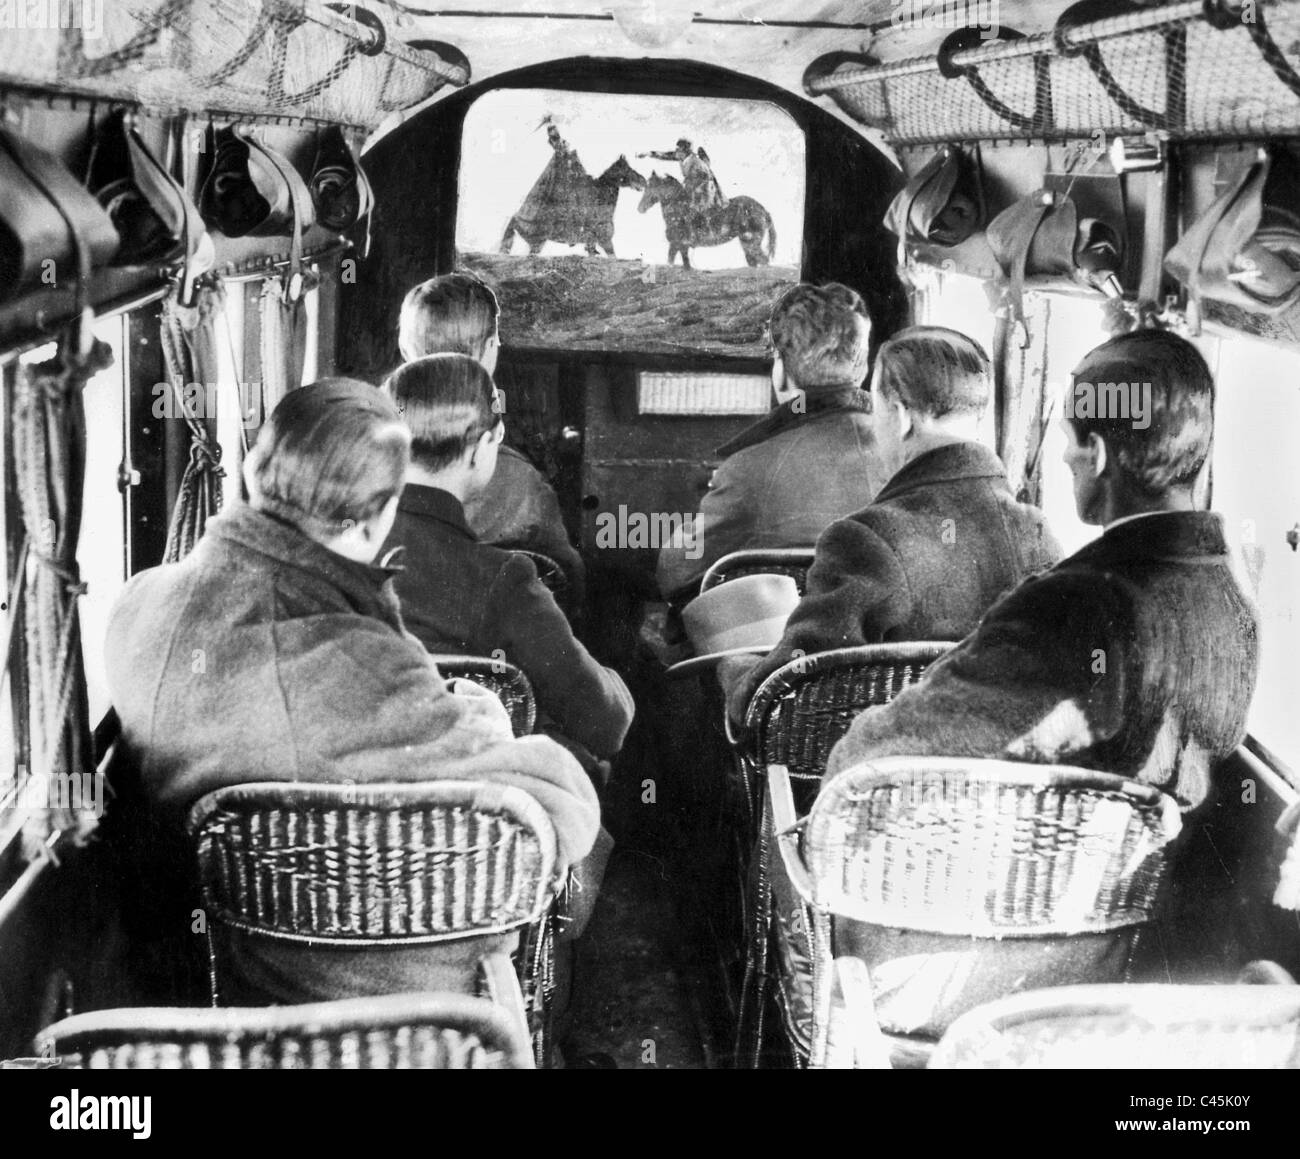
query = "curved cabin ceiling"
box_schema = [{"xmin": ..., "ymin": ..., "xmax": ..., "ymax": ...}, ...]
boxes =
[{"xmin": 369, "ymin": 0, "xmax": 1078, "ymax": 150}]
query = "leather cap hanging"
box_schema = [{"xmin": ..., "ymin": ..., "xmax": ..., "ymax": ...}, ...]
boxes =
[
  {"xmin": 309, "ymin": 125, "xmax": 374, "ymax": 256},
  {"xmin": 199, "ymin": 125, "xmax": 314, "ymax": 298},
  {"xmin": 0, "ymin": 126, "xmax": 119, "ymax": 312},
  {"xmin": 987, "ymin": 189, "xmax": 1123, "ymax": 336},
  {"xmin": 87, "ymin": 109, "xmax": 208, "ymax": 270},
  {"xmin": 883, "ymin": 144, "xmax": 983, "ymax": 268},
  {"xmin": 1165, "ymin": 148, "xmax": 1300, "ymax": 317}
]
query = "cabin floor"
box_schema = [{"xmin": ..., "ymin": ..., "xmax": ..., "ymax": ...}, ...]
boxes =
[{"xmin": 562, "ymin": 847, "xmax": 710, "ymax": 1069}]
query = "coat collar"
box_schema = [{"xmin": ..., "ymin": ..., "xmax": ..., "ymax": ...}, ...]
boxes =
[
  {"xmin": 715, "ymin": 388, "xmax": 872, "ymax": 458},
  {"xmin": 1077, "ymin": 510, "xmax": 1228, "ymax": 565},
  {"xmin": 873, "ymin": 441, "xmax": 1010, "ymax": 505},
  {"xmin": 204, "ymin": 504, "xmax": 406, "ymax": 629},
  {"xmin": 396, "ymin": 483, "xmax": 477, "ymax": 541}
]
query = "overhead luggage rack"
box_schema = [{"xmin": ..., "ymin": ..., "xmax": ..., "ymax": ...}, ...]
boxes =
[
  {"xmin": 0, "ymin": 0, "xmax": 468, "ymax": 129},
  {"xmin": 807, "ymin": 0, "xmax": 1300, "ymax": 145}
]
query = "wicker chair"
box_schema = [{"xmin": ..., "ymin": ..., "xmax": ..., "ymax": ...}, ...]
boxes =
[
  {"xmin": 734, "ymin": 642, "xmax": 954, "ymax": 1067},
  {"xmin": 432, "ymin": 653, "xmax": 536, "ymax": 737},
  {"xmin": 35, "ymin": 984, "xmax": 535, "ymax": 1069},
  {"xmin": 771, "ymin": 757, "xmax": 1181, "ymax": 1068},
  {"xmin": 929, "ymin": 983, "xmax": 1300, "ymax": 1069},
  {"xmin": 699, "ymin": 547, "xmax": 816, "ymax": 596},
  {"xmin": 511, "ymin": 550, "xmax": 568, "ymax": 599},
  {"xmin": 186, "ymin": 780, "xmax": 561, "ymax": 1065}
]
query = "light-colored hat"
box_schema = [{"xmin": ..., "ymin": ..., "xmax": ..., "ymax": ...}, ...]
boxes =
[{"xmin": 666, "ymin": 573, "xmax": 800, "ymax": 679}]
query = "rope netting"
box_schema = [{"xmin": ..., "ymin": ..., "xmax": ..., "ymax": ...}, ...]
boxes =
[
  {"xmin": 0, "ymin": 0, "xmax": 467, "ymax": 128},
  {"xmin": 811, "ymin": 1, "xmax": 1300, "ymax": 144}
]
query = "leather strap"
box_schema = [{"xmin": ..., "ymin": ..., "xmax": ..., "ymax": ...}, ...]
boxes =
[
  {"xmin": 1004, "ymin": 195, "xmax": 1053, "ymax": 343},
  {"xmin": 247, "ymin": 135, "xmax": 308, "ymax": 300},
  {"xmin": 0, "ymin": 128, "xmax": 93, "ymax": 351}
]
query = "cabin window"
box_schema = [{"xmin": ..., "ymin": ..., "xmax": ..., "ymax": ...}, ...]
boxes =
[
  {"xmin": 911, "ymin": 268, "xmax": 998, "ymax": 452},
  {"xmin": 1034, "ymin": 293, "xmax": 1113, "ymax": 557},
  {"xmin": 16, "ymin": 319, "xmax": 129, "ymax": 729},
  {"xmin": 76, "ymin": 319, "xmax": 130, "ymax": 726},
  {"xmin": 456, "ymin": 87, "xmax": 806, "ymax": 358},
  {"xmin": 0, "ymin": 362, "xmax": 13, "ymax": 799},
  {"xmin": 1199, "ymin": 332, "xmax": 1300, "ymax": 775}
]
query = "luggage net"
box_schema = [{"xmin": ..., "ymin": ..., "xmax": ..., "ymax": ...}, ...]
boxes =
[
  {"xmin": 808, "ymin": 0, "xmax": 1300, "ymax": 145},
  {"xmin": 0, "ymin": 0, "xmax": 468, "ymax": 129}
]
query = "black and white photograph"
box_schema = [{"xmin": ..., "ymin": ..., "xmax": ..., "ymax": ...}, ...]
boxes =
[{"xmin": 0, "ymin": 0, "xmax": 1298, "ymax": 1135}]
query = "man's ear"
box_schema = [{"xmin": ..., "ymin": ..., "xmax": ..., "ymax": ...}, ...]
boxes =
[
  {"xmin": 242, "ymin": 453, "xmax": 260, "ymax": 501},
  {"xmin": 771, "ymin": 354, "xmax": 786, "ymax": 393},
  {"xmin": 893, "ymin": 396, "xmax": 914, "ymax": 441},
  {"xmin": 469, "ymin": 424, "xmax": 502, "ymax": 468},
  {"xmin": 481, "ymin": 330, "xmax": 501, "ymax": 375},
  {"xmin": 1087, "ymin": 431, "xmax": 1109, "ymax": 479}
]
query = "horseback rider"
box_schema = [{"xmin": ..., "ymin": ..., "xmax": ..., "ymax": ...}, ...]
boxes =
[
  {"xmin": 639, "ymin": 138, "xmax": 727, "ymax": 227},
  {"xmin": 516, "ymin": 115, "xmax": 588, "ymax": 234}
]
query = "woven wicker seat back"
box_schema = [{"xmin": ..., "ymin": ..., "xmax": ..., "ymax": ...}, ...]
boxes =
[
  {"xmin": 511, "ymin": 550, "xmax": 568, "ymax": 597},
  {"xmin": 187, "ymin": 781, "xmax": 558, "ymax": 943},
  {"xmin": 808, "ymin": 758, "xmax": 1176, "ymax": 936},
  {"xmin": 700, "ymin": 548, "xmax": 816, "ymax": 596},
  {"xmin": 431, "ymin": 653, "xmax": 536, "ymax": 736},
  {"xmin": 36, "ymin": 993, "xmax": 534, "ymax": 1069},
  {"xmin": 930, "ymin": 984, "xmax": 1300, "ymax": 1069},
  {"xmin": 746, "ymin": 643, "xmax": 955, "ymax": 805}
]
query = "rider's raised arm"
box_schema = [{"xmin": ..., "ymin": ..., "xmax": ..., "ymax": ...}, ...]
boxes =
[{"xmin": 639, "ymin": 150, "xmax": 680, "ymax": 161}]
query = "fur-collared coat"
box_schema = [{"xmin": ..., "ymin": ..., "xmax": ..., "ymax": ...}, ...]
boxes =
[{"xmin": 825, "ymin": 510, "xmax": 1260, "ymax": 811}]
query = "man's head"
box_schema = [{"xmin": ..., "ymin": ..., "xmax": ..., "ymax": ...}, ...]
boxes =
[
  {"xmin": 868, "ymin": 325, "xmax": 991, "ymax": 476},
  {"xmin": 1062, "ymin": 329, "xmax": 1215, "ymax": 526},
  {"xmin": 244, "ymin": 378, "xmax": 410, "ymax": 563},
  {"xmin": 675, "ymin": 138, "xmax": 692, "ymax": 158},
  {"xmin": 768, "ymin": 282, "xmax": 873, "ymax": 399},
  {"xmin": 382, "ymin": 353, "xmax": 504, "ymax": 501},
  {"xmin": 397, "ymin": 271, "xmax": 501, "ymax": 372}
]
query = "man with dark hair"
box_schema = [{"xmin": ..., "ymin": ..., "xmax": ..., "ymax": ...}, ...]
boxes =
[
  {"xmin": 381, "ymin": 354, "xmax": 633, "ymax": 772},
  {"xmin": 804, "ymin": 328, "xmax": 1260, "ymax": 1042},
  {"xmin": 726, "ymin": 325, "xmax": 1060, "ymax": 724},
  {"xmin": 826, "ymin": 328, "xmax": 1259, "ymax": 810},
  {"xmin": 656, "ymin": 282, "xmax": 891, "ymax": 602},
  {"xmin": 398, "ymin": 271, "xmax": 584, "ymax": 598},
  {"xmin": 106, "ymin": 378, "xmax": 600, "ymax": 1003}
]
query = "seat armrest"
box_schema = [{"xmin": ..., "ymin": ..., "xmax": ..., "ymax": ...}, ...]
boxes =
[
  {"xmin": 768, "ymin": 764, "xmax": 814, "ymax": 903},
  {"xmin": 834, "ymin": 956, "xmax": 891, "ymax": 1070},
  {"xmin": 478, "ymin": 951, "xmax": 534, "ymax": 1066}
]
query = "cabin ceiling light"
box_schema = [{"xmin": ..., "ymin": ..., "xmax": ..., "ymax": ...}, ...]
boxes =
[{"xmin": 608, "ymin": 1, "xmax": 695, "ymax": 48}]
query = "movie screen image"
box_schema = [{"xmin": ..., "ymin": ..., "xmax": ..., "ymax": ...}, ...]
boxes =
[{"xmin": 456, "ymin": 88, "xmax": 806, "ymax": 357}]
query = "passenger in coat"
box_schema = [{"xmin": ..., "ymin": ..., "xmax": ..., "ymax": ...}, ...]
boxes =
[
  {"xmin": 725, "ymin": 326, "xmax": 1061, "ymax": 725},
  {"xmin": 656, "ymin": 282, "xmax": 891, "ymax": 603},
  {"xmin": 106, "ymin": 379, "xmax": 600, "ymax": 1003},
  {"xmin": 398, "ymin": 271, "xmax": 585, "ymax": 602},
  {"xmin": 819, "ymin": 329, "xmax": 1261, "ymax": 1037},
  {"xmin": 825, "ymin": 328, "xmax": 1259, "ymax": 808},
  {"xmin": 380, "ymin": 354, "xmax": 634, "ymax": 773}
]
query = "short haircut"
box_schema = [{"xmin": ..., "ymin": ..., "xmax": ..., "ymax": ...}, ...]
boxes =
[
  {"xmin": 1066, "ymin": 329, "xmax": 1215, "ymax": 495},
  {"xmin": 383, "ymin": 353, "xmax": 502, "ymax": 474},
  {"xmin": 245, "ymin": 378, "xmax": 409, "ymax": 540},
  {"xmin": 769, "ymin": 282, "xmax": 873, "ymax": 388},
  {"xmin": 398, "ymin": 271, "xmax": 500, "ymax": 363},
  {"xmin": 874, "ymin": 325, "xmax": 991, "ymax": 418}
]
